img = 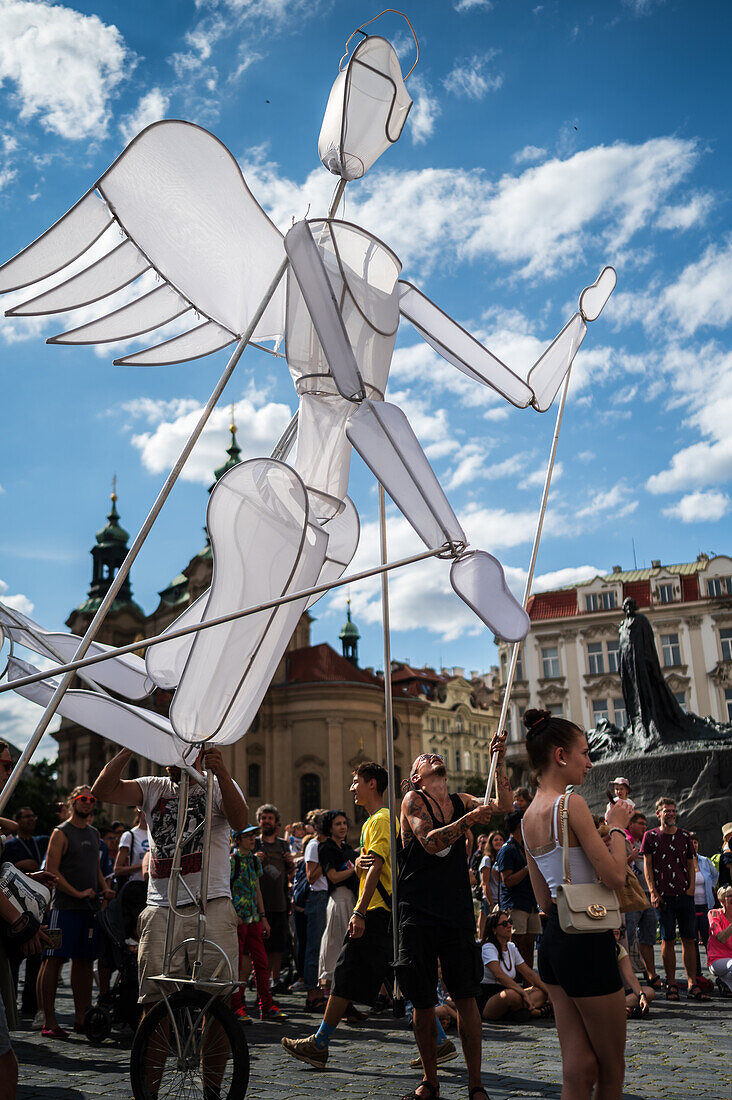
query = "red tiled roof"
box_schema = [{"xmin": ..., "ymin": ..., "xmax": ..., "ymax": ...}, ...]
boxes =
[
  {"xmin": 284, "ymin": 643, "xmax": 383, "ymax": 686},
  {"xmin": 391, "ymin": 665, "xmax": 443, "ymax": 684},
  {"xmin": 622, "ymin": 580, "xmax": 651, "ymax": 608},
  {"xmin": 528, "ymin": 590, "xmax": 579, "ymax": 621}
]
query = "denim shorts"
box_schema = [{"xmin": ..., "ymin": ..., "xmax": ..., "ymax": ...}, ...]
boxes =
[
  {"xmin": 658, "ymin": 894, "xmax": 695, "ymax": 942},
  {"xmin": 625, "ymin": 904, "xmax": 658, "ymax": 946}
]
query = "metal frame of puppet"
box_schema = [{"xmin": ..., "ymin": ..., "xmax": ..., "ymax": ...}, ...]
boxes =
[{"xmin": 0, "ymin": 11, "xmax": 616, "ymax": 1097}]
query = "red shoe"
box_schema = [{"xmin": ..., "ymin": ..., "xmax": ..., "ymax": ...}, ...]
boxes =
[
  {"xmin": 261, "ymin": 1004, "xmax": 287, "ymax": 1020},
  {"xmin": 41, "ymin": 1026, "xmax": 69, "ymax": 1039},
  {"xmin": 234, "ymin": 1007, "xmax": 253, "ymax": 1025}
]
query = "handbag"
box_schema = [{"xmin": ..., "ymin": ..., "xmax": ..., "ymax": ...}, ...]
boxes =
[
  {"xmin": 555, "ymin": 794, "xmax": 621, "ymax": 934},
  {"xmin": 617, "ymin": 865, "xmax": 650, "ymax": 913}
]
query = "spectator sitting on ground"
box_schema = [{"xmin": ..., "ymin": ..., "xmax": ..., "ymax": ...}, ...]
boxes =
[
  {"xmin": 717, "ymin": 823, "xmax": 732, "ymax": 888},
  {"xmin": 613, "ymin": 930, "xmax": 655, "ymax": 1018},
  {"xmin": 513, "ymin": 788, "xmax": 533, "ymax": 813},
  {"xmin": 708, "ymin": 885, "xmax": 732, "ymax": 998},
  {"xmin": 478, "ymin": 909, "xmax": 550, "ymax": 1021}
]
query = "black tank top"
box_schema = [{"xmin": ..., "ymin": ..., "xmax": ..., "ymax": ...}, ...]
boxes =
[{"xmin": 398, "ymin": 791, "xmax": 474, "ymax": 929}]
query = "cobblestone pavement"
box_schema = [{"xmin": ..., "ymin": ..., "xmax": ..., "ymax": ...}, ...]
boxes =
[{"xmin": 13, "ymin": 970, "xmax": 732, "ymax": 1100}]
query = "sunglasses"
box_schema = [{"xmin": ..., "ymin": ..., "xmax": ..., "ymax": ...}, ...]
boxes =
[
  {"xmin": 74, "ymin": 794, "xmax": 96, "ymax": 805},
  {"xmin": 497, "ymin": 918, "xmax": 513, "ymax": 927}
]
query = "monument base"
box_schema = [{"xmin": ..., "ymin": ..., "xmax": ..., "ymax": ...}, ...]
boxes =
[{"xmin": 580, "ymin": 745, "xmax": 732, "ymax": 856}]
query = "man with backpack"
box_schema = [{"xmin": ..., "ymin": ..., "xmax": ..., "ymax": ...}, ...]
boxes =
[
  {"xmin": 113, "ymin": 809, "xmax": 149, "ymax": 885},
  {"xmin": 254, "ymin": 804, "xmax": 294, "ymax": 993},
  {"xmin": 230, "ymin": 826, "xmax": 286, "ymax": 1022}
]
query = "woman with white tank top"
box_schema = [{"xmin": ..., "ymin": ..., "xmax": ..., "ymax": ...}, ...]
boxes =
[{"xmin": 520, "ymin": 708, "xmax": 632, "ymax": 1100}]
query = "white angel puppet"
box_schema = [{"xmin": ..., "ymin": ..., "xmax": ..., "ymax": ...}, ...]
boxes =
[{"xmin": 0, "ymin": 27, "xmax": 615, "ymax": 764}]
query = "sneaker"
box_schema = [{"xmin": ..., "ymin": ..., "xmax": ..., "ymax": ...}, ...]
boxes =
[
  {"xmin": 31, "ymin": 1010, "xmax": 44, "ymax": 1031},
  {"xmin": 409, "ymin": 1039, "xmax": 458, "ymax": 1068},
  {"xmin": 234, "ymin": 1007, "xmax": 253, "ymax": 1025},
  {"xmin": 261, "ymin": 1005, "xmax": 287, "ymax": 1021},
  {"xmin": 281, "ymin": 1033, "xmax": 328, "ymax": 1070},
  {"xmin": 289, "ymin": 978, "xmax": 305, "ymax": 993},
  {"xmin": 41, "ymin": 1026, "xmax": 69, "ymax": 1039}
]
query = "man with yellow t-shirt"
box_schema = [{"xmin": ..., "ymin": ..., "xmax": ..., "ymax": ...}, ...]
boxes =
[{"xmin": 281, "ymin": 762, "xmax": 392, "ymax": 1070}]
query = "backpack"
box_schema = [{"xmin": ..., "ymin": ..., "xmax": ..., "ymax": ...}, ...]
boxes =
[{"xmin": 292, "ymin": 859, "xmax": 311, "ymax": 908}]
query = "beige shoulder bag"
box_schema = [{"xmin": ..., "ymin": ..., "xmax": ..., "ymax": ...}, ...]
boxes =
[{"xmin": 555, "ymin": 793, "xmax": 621, "ymax": 934}]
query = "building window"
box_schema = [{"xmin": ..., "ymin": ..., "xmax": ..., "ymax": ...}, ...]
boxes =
[
  {"xmin": 248, "ymin": 763, "xmax": 261, "ymax": 798},
  {"xmin": 441, "ymin": 720, "xmax": 446, "ymax": 733},
  {"xmin": 587, "ymin": 642, "xmax": 604, "ymax": 675},
  {"xmin": 726, "ymin": 688, "xmax": 732, "ymax": 721},
  {"xmin": 720, "ymin": 628, "xmax": 732, "ymax": 662},
  {"xmin": 674, "ymin": 691, "xmax": 687, "ymax": 713},
  {"xmin": 430, "ymin": 717, "xmax": 435, "ymax": 731},
  {"xmin": 606, "ymin": 641, "xmax": 619, "ymax": 673},
  {"xmin": 585, "ymin": 591, "xmax": 616, "ymax": 612},
  {"xmin": 613, "ymin": 698, "xmax": 627, "ymax": 728},
  {"xmin": 592, "ymin": 699, "xmax": 609, "ymax": 724},
  {"xmin": 661, "ymin": 633, "xmax": 681, "ymax": 667},
  {"xmin": 464, "ymin": 751, "xmax": 471, "ymax": 771},
  {"xmin": 708, "ymin": 576, "xmax": 732, "ymax": 597},
  {"xmin": 548, "ymin": 704, "xmax": 563, "ymax": 717},
  {"xmin": 454, "ymin": 750, "xmax": 461, "ymax": 771},
  {"xmin": 542, "ymin": 646, "xmax": 560, "ymax": 678},
  {"xmin": 455, "ymin": 717, "xmax": 463, "ymax": 733},
  {"xmin": 500, "ymin": 653, "xmax": 507, "ymax": 681},
  {"xmin": 657, "ymin": 583, "xmax": 675, "ymax": 604},
  {"xmin": 515, "ymin": 648, "xmax": 524, "ymax": 680},
  {"xmin": 300, "ymin": 773, "xmax": 321, "ymax": 818}
]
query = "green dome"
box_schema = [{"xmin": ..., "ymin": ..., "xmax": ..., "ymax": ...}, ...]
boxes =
[
  {"xmin": 96, "ymin": 496, "xmax": 129, "ymax": 545},
  {"xmin": 339, "ymin": 601, "xmax": 360, "ymax": 641}
]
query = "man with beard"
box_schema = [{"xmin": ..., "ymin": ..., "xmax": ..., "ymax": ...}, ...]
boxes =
[
  {"xmin": 91, "ymin": 747, "xmax": 247, "ymax": 1013},
  {"xmin": 254, "ymin": 804, "xmax": 294, "ymax": 991},
  {"xmin": 396, "ymin": 732, "xmax": 512, "ymax": 1100},
  {"xmin": 41, "ymin": 786, "xmax": 114, "ymax": 1038}
]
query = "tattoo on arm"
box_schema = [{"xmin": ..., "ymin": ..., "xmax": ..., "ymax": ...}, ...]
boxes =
[{"xmin": 404, "ymin": 793, "xmax": 474, "ymax": 855}]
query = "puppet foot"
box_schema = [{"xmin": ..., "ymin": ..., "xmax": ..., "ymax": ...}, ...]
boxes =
[{"xmin": 450, "ymin": 551, "xmax": 529, "ymax": 642}]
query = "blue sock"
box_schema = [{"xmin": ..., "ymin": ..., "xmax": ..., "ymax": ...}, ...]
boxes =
[
  {"xmin": 314, "ymin": 1020, "xmax": 335, "ymax": 1049},
  {"xmin": 436, "ymin": 1019, "xmax": 448, "ymax": 1045}
]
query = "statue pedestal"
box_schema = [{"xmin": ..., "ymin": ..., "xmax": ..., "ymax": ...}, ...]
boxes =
[{"xmin": 580, "ymin": 746, "xmax": 732, "ymax": 856}]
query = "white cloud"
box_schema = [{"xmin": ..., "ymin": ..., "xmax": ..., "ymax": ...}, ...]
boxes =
[
  {"xmin": 446, "ymin": 448, "xmax": 527, "ymax": 492},
  {"xmin": 408, "ymin": 76, "xmax": 441, "ymax": 145},
  {"xmin": 119, "ymin": 87, "xmax": 169, "ymax": 144},
  {"xmin": 575, "ymin": 481, "xmax": 638, "ymax": 519},
  {"xmin": 519, "ymin": 461, "xmax": 562, "ymax": 490},
  {"xmin": 622, "ymin": 0, "xmax": 665, "ymax": 13},
  {"xmin": 444, "ymin": 53, "xmax": 503, "ymax": 100},
  {"xmin": 0, "ymin": 579, "xmax": 33, "ymax": 615},
  {"xmin": 656, "ymin": 192, "xmax": 713, "ymax": 231},
  {"xmin": 125, "ymin": 389, "xmax": 294, "ymax": 483},
  {"xmin": 531, "ymin": 564, "xmax": 604, "ymax": 591},
  {"xmin": 513, "ymin": 145, "xmax": 547, "ymax": 165},
  {"xmin": 663, "ymin": 490, "xmax": 730, "ymax": 524},
  {"xmin": 661, "ymin": 237, "xmax": 732, "ymax": 336},
  {"xmin": 0, "ymin": 1, "xmax": 130, "ymax": 140},
  {"xmin": 647, "ymin": 435, "xmax": 732, "ymax": 495},
  {"xmin": 454, "ymin": 0, "xmax": 493, "ymax": 10},
  {"xmin": 241, "ymin": 135, "xmax": 700, "ymax": 281}
]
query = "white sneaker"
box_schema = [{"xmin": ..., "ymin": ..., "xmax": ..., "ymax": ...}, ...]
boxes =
[{"xmin": 31, "ymin": 1011, "xmax": 44, "ymax": 1030}]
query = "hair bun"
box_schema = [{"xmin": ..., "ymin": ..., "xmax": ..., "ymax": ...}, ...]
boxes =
[{"xmin": 523, "ymin": 708, "xmax": 551, "ymax": 734}]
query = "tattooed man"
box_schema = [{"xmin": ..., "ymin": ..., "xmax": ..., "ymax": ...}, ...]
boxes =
[{"xmin": 396, "ymin": 731, "xmax": 512, "ymax": 1100}]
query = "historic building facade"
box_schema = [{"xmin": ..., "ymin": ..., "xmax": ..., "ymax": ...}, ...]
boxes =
[
  {"xmin": 54, "ymin": 420, "xmax": 506, "ymax": 822},
  {"xmin": 497, "ymin": 554, "xmax": 732, "ymax": 772}
]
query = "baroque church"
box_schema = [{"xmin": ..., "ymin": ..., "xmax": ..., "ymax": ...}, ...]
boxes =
[{"xmin": 55, "ymin": 416, "xmax": 505, "ymax": 824}]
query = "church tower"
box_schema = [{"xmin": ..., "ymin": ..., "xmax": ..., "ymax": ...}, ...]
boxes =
[
  {"xmin": 339, "ymin": 598, "xmax": 360, "ymax": 666},
  {"xmin": 77, "ymin": 480, "xmax": 144, "ymax": 615}
]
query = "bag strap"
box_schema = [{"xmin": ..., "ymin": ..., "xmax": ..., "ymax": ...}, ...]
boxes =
[{"xmin": 560, "ymin": 792, "xmax": 571, "ymax": 885}]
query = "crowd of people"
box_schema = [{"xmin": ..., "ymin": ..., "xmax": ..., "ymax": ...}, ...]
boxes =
[{"xmin": 0, "ymin": 724, "xmax": 730, "ymax": 1100}]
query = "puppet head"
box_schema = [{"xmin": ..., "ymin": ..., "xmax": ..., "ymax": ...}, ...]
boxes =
[{"xmin": 318, "ymin": 34, "xmax": 413, "ymax": 181}]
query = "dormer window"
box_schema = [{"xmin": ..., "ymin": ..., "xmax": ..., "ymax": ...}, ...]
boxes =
[
  {"xmin": 708, "ymin": 576, "xmax": 732, "ymax": 597},
  {"xmin": 657, "ymin": 582, "xmax": 675, "ymax": 604},
  {"xmin": 585, "ymin": 591, "xmax": 617, "ymax": 612}
]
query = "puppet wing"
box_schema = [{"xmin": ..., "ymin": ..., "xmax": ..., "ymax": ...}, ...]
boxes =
[
  {"xmin": 7, "ymin": 657, "xmax": 186, "ymax": 767},
  {"xmin": 0, "ymin": 601, "xmax": 152, "ymax": 700},
  {"xmin": 0, "ymin": 121, "xmax": 285, "ymax": 364}
]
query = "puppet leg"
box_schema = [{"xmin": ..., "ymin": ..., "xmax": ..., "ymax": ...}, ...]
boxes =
[
  {"xmin": 346, "ymin": 400, "xmax": 529, "ymax": 641},
  {"xmin": 168, "ymin": 458, "xmax": 327, "ymax": 744}
]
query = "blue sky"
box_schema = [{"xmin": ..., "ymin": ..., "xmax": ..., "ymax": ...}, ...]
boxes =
[{"xmin": 0, "ymin": 0, "xmax": 731, "ymax": 754}]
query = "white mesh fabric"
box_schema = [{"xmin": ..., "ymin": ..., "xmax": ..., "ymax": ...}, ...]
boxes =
[
  {"xmin": 527, "ymin": 312, "xmax": 586, "ymax": 413},
  {"xmin": 9, "ymin": 239, "xmax": 149, "ymax": 316},
  {"xmin": 305, "ymin": 496, "xmax": 360, "ymax": 610},
  {"xmin": 51, "ymin": 284, "xmax": 189, "ymax": 344},
  {"xmin": 346, "ymin": 400, "xmax": 466, "ymax": 551},
  {"xmin": 0, "ymin": 191, "xmax": 111, "ymax": 293},
  {"xmin": 450, "ymin": 552, "xmax": 530, "ymax": 642},
  {"xmin": 0, "ymin": 602, "xmax": 151, "ymax": 699},
  {"xmin": 398, "ymin": 281, "xmax": 533, "ymax": 409},
  {"xmin": 293, "ymin": 394, "xmax": 353, "ymax": 508},
  {"xmin": 145, "ymin": 594, "xmax": 204, "ymax": 692},
  {"xmin": 285, "ymin": 220, "xmax": 399, "ymax": 401},
  {"xmin": 318, "ymin": 37, "xmax": 412, "ymax": 180},
  {"xmin": 169, "ymin": 460, "xmax": 322, "ymax": 743},
  {"xmin": 8, "ymin": 657, "xmax": 184, "ymax": 766},
  {"xmin": 114, "ymin": 321, "xmax": 236, "ymax": 366},
  {"xmin": 98, "ymin": 121, "xmax": 285, "ymax": 339}
]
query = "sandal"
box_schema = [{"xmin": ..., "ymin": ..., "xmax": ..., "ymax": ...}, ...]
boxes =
[
  {"xmin": 400, "ymin": 1083, "xmax": 438, "ymax": 1100},
  {"xmin": 687, "ymin": 984, "xmax": 711, "ymax": 1001},
  {"xmin": 534, "ymin": 1002, "xmax": 554, "ymax": 1019},
  {"xmin": 647, "ymin": 975, "xmax": 664, "ymax": 991},
  {"xmin": 665, "ymin": 981, "xmax": 680, "ymax": 1002},
  {"xmin": 626, "ymin": 1005, "xmax": 643, "ymax": 1019}
]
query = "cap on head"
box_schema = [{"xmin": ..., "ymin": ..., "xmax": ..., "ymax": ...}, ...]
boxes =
[
  {"xmin": 723, "ymin": 822, "xmax": 732, "ymax": 842},
  {"xmin": 233, "ymin": 825, "xmax": 259, "ymax": 838},
  {"xmin": 319, "ymin": 34, "xmax": 413, "ymax": 181},
  {"xmin": 612, "ymin": 776, "xmax": 631, "ymax": 792}
]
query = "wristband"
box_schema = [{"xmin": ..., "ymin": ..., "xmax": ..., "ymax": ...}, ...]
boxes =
[
  {"xmin": 352, "ymin": 910, "xmax": 366, "ymax": 920},
  {"xmin": 608, "ymin": 828, "xmax": 626, "ymax": 839}
]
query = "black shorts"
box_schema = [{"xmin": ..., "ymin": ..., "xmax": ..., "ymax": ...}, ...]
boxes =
[
  {"xmin": 332, "ymin": 907, "xmax": 392, "ymax": 1007},
  {"xmin": 476, "ymin": 982, "xmax": 501, "ymax": 1013},
  {"xmin": 264, "ymin": 910, "xmax": 288, "ymax": 953},
  {"xmin": 538, "ymin": 906, "xmax": 622, "ymax": 998},
  {"xmin": 395, "ymin": 919, "xmax": 483, "ymax": 1010},
  {"xmin": 658, "ymin": 894, "xmax": 696, "ymax": 942}
]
